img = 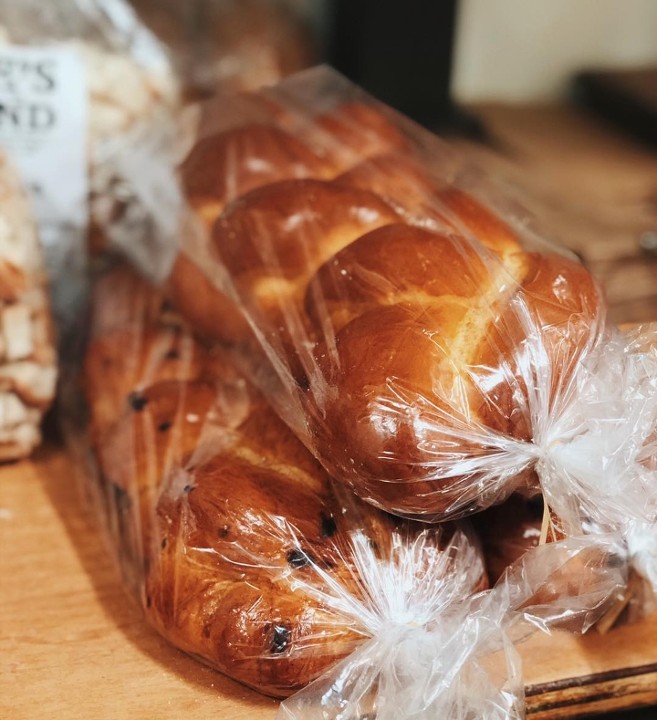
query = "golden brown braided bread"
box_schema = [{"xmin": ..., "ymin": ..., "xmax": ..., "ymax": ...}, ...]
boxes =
[
  {"xmin": 86, "ymin": 267, "xmax": 484, "ymax": 697},
  {"xmin": 172, "ymin": 94, "xmax": 601, "ymax": 520},
  {"xmin": 168, "ymin": 100, "xmax": 408, "ymax": 346}
]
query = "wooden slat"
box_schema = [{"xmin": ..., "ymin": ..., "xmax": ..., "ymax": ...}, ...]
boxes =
[
  {"xmin": 528, "ymin": 669, "xmax": 657, "ymax": 718},
  {"xmin": 522, "ymin": 616, "xmax": 657, "ymax": 717}
]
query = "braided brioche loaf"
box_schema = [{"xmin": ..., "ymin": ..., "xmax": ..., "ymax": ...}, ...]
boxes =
[
  {"xmin": 171, "ymin": 89, "xmax": 602, "ymax": 520},
  {"xmin": 85, "ymin": 266, "xmax": 484, "ymax": 697}
]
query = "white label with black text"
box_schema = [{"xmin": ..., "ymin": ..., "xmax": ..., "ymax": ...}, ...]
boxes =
[{"xmin": 0, "ymin": 44, "xmax": 88, "ymax": 241}]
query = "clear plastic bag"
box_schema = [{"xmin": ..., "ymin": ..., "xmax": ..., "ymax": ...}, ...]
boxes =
[
  {"xmin": 0, "ymin": 0, "xmax": 181, "ymax": 333},
  {"xmin": 171, "ymin": 67, "xmax": 657, "ymax": 606},
  {"xmin": 0, "ymin": 152, "xmax": 56, "ymax": 459},
  {"xmin": 170, "ymin": 67, "xmax": 605, "ymax": 523},
  {"xmin": 536, "ymin": 322, "xmax": 657, "ymax": 602},
  {"xmin": 131, "ymin": 0, "xmax": 316, "ymax": 101},
  {"xmin": 81, "ymin": 264, "xmax": 625, "ymax": 717},
  {"xmin": 278, "ymin": 534, "xmax": 625, "ymax": 720}
]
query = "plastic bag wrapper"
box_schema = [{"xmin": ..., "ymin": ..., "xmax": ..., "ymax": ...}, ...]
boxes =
[
  {"xmin": 0, "ymin": 151, "xmax": 56, "ymax": 460},
  {"xmin": 0, "ymin": 0, "xmax": 181, "ymax": 335},
  {"xmin": 79, "ymin": 264, "xmax": 624, "ymax": 717},
  {"xmin": 173, "ymin": 67, "xmax": 657, "ymax": 613},
  {"xmin": 278, "ymin": 534, "xmax": 625, "ymax": 720},
  {"xmin": 534, "ymin": 322, "xmax": 657, "ymax": 605},
  {"xmin": 171, "ymin": 66, "xmax": 611, "ymax": 523},
  {"xmin": 130, "ymin": 0, "xmax": 317, "ymax": 101}
]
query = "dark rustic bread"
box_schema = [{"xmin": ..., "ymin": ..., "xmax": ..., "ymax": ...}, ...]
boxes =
[{"xmin": 473, "ymin": 495, "xmax": 544, "ymax": 582}]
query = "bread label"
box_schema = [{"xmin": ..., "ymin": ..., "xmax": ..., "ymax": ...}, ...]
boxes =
[
  {"xmin": 0, "ymin": 43, "xmax": 88, "ymax": 325},
  {"xmin": 0, "ymin": 43, "xmax": 87, "ymax": 239}
]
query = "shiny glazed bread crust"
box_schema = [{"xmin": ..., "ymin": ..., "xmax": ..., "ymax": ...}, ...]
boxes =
[
  {"xmin": 173, "ymin": 97, "xmax": 602, "ymax": 520},
  {"xmin": 86, "ymin": 268, "xmax": 477, "ymax": 697}
]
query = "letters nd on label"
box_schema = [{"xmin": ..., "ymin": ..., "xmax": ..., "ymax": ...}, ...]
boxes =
[{"xmin": 0, "ymin": 55, "xmax": 57, "ymax": 132}]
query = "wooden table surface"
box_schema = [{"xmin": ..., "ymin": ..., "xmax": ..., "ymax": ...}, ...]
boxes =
[{"xmin": 2, "ymin": 105, "xmax": 657, "ymax": 719}]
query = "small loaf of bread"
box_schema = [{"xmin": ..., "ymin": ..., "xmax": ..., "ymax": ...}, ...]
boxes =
[
  {"xmin": 0, "ymin": 153, "xmax": 57, "ymax": 460},
  {"xmin": 171, "ymin": 77, "xmax": 602, "ymax": 521},
  {"xmin": 85, "ymin": 266, "xmax": 486, "ymax": 697}
]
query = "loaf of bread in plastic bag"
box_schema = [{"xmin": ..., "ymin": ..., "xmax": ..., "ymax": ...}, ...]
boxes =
[
  {"xmin": 171, "ymin": 74, "xmax": 602, "ymax": 520},
  {"xmin": 85, "ymin": 266, "xmax": 487, "ymax": 697},
  {"xmin": 0, "ymin": 153, "xmax": 56, "ymax": 460}
]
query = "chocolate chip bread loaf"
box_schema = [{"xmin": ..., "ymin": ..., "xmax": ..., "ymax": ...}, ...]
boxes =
[{"xmin": 85, "ymin": 266, "xmax": 487, "ymax": 697}]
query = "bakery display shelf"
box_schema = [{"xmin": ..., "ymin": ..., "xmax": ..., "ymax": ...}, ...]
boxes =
[{"xmin": 2, "ymin": 446, "xmax": 657, "ymax": 719}]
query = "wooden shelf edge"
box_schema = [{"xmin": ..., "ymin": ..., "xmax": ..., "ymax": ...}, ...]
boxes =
[{"xmin": 527, "ymin": 666, "xmax": 657, "ymax": 718}]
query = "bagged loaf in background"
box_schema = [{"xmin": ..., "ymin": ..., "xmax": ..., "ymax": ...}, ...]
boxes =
[
  {"xmin": 130, "ymin": 0, "xmax": 317, "ymax": 101},
  {"xmin": 0, "ymin": 151, "xmax": 56, "ymax": 459},
  {"xmin": 0, "ymin": 0, "xmax": 181, "ymax": 335}
]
